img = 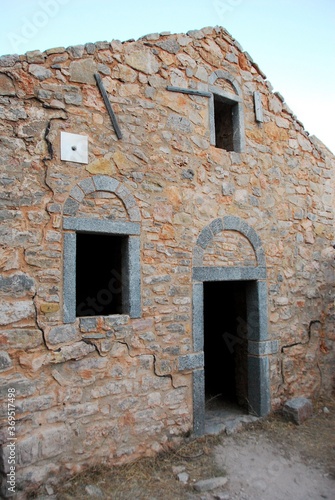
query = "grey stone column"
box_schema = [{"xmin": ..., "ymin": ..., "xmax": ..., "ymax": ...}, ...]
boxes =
[
  {"xmin": 63, "ymin": 232, "xmax": 76, "ymax": 324},
  {"xmin": 193, "ymin": 369, "xmax": 205, "ymax": 436},
  {"xmin": 247, "ymin": 355, "xmax": 271, "ymax": 416}
]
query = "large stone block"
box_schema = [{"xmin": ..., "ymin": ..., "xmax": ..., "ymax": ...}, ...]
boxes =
[
  {"xmin": 178, "ymin": 352, "xmax": 204, "ymax": 371},
  {"xmin": 0, "ymin": 273, "xmax": 35, "ymax": 297},
  {"xmin": 24, "ymin": 246, "xmax": 61, "ymax": 268},
  {"xmin": 124, "ymin": 48, "xmax": 159, "ymax": 74},
  {"xmin": 47, "ymin": 341, "xmax": 95, "ymax": 363},
  {"xmin": 0, "ymin": 375, "xmax": 37, "ymax": 399},
  {"xmin": 18, "ymin": 352, "xmax": 48, "ymax": 372},
  {"xmin": 0, "ymin": 435, "xmax": 39, "ymax": 474},
  {"xmin": 156, "ymin": 39, "xmax": 180, "ymax": 54},
  {"xmin": 0, "ymin": 329, "xmax": 43, "ymax": 350},
  {"xmin": 69, "ymin": 58, "xmax": 97, "ymax": 84},
  {"xmin": 40, "ymin": 425, "xmax": 72, "ymax": 459},
  {"xmin": 283, "ymin": 397, "xmax": 313, "ymax": 425},
  {"xmin": 0, "ymin": 54, "xmax": 20, "ymax": 67},
  {"xmin": 28, "ymin": 64, "xmax": 52, "ymax": 81},
  {"xmin": 167, "ymin": 113, "xmax": 192, "ymax": 133},
  {"xmin": 0, "ymin": 300, "xmax": 35, "ymax": 326},
  {"xmin": 0, "ymin": 227, "xmax": 40, "ymax": 248},
  {"xmin": 46, "ymin": 324, "xmax": 81, "ymax": 346},
  {"xmin": 0, "ymin": 74, "xmax": 16, "ymax": 96}
]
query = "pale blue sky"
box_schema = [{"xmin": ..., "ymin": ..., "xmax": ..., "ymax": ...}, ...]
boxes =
[{"xmin": 0, "ymin": 0, "xmax": 334, "ymax": 152}]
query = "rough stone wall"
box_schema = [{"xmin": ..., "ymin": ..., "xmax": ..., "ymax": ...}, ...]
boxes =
[
  {"xmin": 202, "ymin": 230, "xmax": 257, "ymax": 267},
  {"xmin": 0, "ymin": 26, "xmax": 334, "ymax": 495}
]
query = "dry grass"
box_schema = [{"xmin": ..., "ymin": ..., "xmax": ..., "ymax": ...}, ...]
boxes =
[
  {"xmin": 31, "ymin": 396, "xmax": 335, "ymax": 499},
  {"xmin": 54, "ymin": 434, "xmax": 224, "ymax": 500}
]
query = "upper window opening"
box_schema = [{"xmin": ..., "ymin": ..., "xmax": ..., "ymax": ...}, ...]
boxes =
[
  {"xmin": 214, "ymin": 95, "xmax": 236, "ymax": 152},
  {"xmin": 76, "ymin": 233, "xmax": 125, "ymax": 317}
]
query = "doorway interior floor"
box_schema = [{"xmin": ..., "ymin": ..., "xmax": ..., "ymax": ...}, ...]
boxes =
[{"xmin": 205, "ymin": 397, "xmax": 259, "ymax": 436}]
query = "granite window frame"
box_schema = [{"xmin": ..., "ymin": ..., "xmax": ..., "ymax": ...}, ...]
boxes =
[
  {"xmin": 63, "ymin": 217, "xmax": 141, "ymax": 323},
  {"xmin": 209, "ymin": 87, "xmax": 245, "ymax": 153},
  {"xmin": 208, "ymin": 70, "xmax": 246, "ymax": 153}
]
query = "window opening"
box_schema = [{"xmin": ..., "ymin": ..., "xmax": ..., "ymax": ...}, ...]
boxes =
[
  {"xmin": 76, "ymin": 233, "xmax": 125, "ymax": 317},
  {"xmin": 214, "ymin": 94, "xmax": 236, "ymax": 151}
]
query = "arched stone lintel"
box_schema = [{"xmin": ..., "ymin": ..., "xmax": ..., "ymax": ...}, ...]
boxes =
[
  {"xmin": 193, "ymin": 216, "xmax": 266, "ymax": 267},
  {"xmin": 63, "ymin": 175, "xmax": 141, "ymax": 222},
  {"xmin": 208, "ymin": 70, "xmax": 242, "ymax": 97}
]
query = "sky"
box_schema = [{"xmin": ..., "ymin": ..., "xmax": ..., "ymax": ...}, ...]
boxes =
[{"xmin": 0, "ymin": 0, "xmax": 334, "ymax": 153}]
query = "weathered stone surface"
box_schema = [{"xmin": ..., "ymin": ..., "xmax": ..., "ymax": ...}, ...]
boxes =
[
  {"xmin": 0, "ymin": 351, "xmax": 12, "ymax": 371},
  {"xmin": 297, "ymin": 133, "xmax": 313, "ymax": 152},
  {"xmin": 67, "ymin": 45, "xmax": 85, "ymax": 58},
  {"xmin": 0, "ymin": 54, "xmax": 20, "ymax": 67},
  {"xmin": 86, "ymin": 158, "xmax": 114, "ymax": 175},
  {"xmin": 47, "ymin": 341, "xmax": 95, "ymax": 363},
  {"xmin": 28, "ymin": 64, "xmax": 52, "ymax": 80},
  {"xmin": 69, "ymin": 58, "xmax": 97, "ymax": 84},
  {"xmin": 46, "ymin": 324, "xmax": 81, "ymax": 346},
  {"xmin": 0, "ymin": 273, "xmax": 35, "ymax": 297},
  {"xmin": 194, "ymin": 477, "xmax": 228, "ymax": 492},
  {"xmin": 26, "ymin": 50, "xmax": 46, "ymax": 63},
  {"xmin": 283, "ymin": 397, "xmax": 313, "ymax": 424},
  {"xmin": 19, "ymin": 352, "xmax": 48, "ymax": 372},
  {"xmin": 156, "ymin": 39, "xmax": 180, "ymax": 54},
  {"xmin": 167, "ymin": 113, "xmax": 192, "ymax": 133},
  {"xmin": 1, "ymin": 435, "xmax": 38, "ymax": 473},
  {"xmin": 63, "ymin": 198, "xmax": 80, "ymax": 216},
  {"xmin": 225, "ymin": 420, "xmax": 243, "ymax": 435},
  {"xmin": 0, "ymin": 300, "xmax": 35, "ymax": 325},
  {"xmin": 124, "ymin": 49, "xmax": 159, "ymax": 74},
  {"xmin": 64, "ymin": 91, "xmax": 82, "ymax": 105},
  {"xmin": 0, "ymin": 328, "xmax": 43, "ymax": 349},
  {"xmin": 118, "ymin": 64, "xmax": 137, "ymax": 82},
  {"xmin": 40, "ymin": 425, "xmax": 72, "ymax": 458},
  {"xmin": 178, "ymin": 353, "xmax": 204, "ymax": 371},
  {"xmin": 0, "ymin": 374, "xmax": 36, "ymax": 398},
  {"xmin": 24, "ymin": 246, "xmax": 61, "ymax": 268},
  {"xmin": 40, "ymin": 302, "xmax": 60, "ymax": 314},
  {"xmin": 0, "ymin": 74, "xmax": 16, "ymax": 96}
]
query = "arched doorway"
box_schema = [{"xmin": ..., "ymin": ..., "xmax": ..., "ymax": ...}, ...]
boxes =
[{"xmin": 192, "ymin": 216, "xmax": 273, "ymax": 435}]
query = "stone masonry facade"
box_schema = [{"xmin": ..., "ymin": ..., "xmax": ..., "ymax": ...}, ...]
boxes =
[{"xmin": 0, "ymin": 26, "xmax": 334, "ymax": 495}]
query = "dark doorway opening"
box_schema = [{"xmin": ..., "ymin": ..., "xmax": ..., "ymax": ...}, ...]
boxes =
[
  {"xmin": 204, "ymin": 281, "xmax": 249, "ymax": 410},
  {"xmin": 214, "ymin": 95, "xmax": 236, "ymax": 152},
  {"xmin": 76, "ymin": 233, "xmax": 125, "ymax": 317}
]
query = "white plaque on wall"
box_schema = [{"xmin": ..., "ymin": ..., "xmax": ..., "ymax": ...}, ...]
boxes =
[{"xmin": 60, "ymin": 131, "xmax": 88, "ymax": 164}]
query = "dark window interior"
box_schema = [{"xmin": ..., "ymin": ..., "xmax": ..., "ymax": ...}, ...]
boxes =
[
  {"xmin": 214, "ymin": 95, "xmax": 235, "ymax": 151},
  {"xmin": 76, "ymin": 233, "xmax": 124, "ymax": 317},
  {"xmin": 204, "ymin": 281, "xmax": 248, "ymax": 408}
]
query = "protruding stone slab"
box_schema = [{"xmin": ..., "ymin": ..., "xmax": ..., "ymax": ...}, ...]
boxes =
[{"xmin": 283, "ymin": 397, "xmax": 313, "ymax": 424}]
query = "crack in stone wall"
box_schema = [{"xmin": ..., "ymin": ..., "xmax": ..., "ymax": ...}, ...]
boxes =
[{"xmin": 280, "ymin": 320, "xmax": 324, "ymax": 398}]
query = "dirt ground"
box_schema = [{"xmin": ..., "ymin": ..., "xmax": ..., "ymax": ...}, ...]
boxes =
[{"xmin": 35, "ymin": 396, "xmax": 335, "ymax": 500}]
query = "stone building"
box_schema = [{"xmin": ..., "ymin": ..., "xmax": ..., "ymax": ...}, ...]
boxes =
[{"xmin": 0, "ymin": 26, "xmax": 334, "ymax": 495}]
